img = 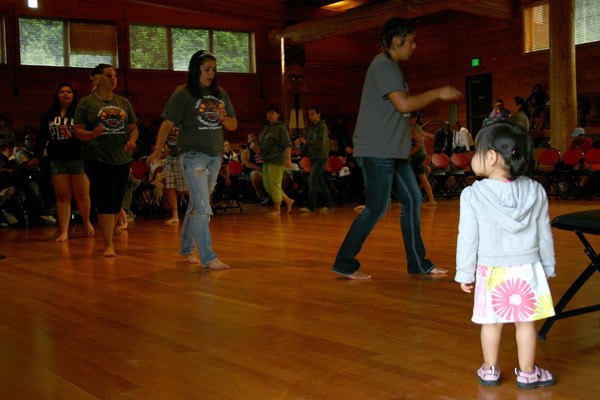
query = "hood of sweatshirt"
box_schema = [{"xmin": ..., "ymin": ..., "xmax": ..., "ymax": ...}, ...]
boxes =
[{"xmin": 468, "ymin": 176, "xmax": 540, "ymax": 234}]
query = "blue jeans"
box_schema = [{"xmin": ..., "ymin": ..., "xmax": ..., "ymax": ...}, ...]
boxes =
[
  {"xmin": 179, "ymin": 152, "xmax": 221, "ymax": 265},
  {"xmin": 332, "ymin": 157, "xmax": 435, "ymax": 275},
  {"xmin": 307, "ymin": 158, "xmax": 334, "ymax": 211}
]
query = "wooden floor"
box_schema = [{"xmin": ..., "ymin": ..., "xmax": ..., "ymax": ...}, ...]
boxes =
[{"xmin": 1, "ymin": 198, "xmax": 599, "ymax": 400}]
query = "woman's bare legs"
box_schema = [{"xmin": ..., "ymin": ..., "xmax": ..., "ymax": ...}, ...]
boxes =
[
  {"xmin": 71, "ymin": 173, "xmax": 94, "ymax": 236},
  {"xmin": 418, "ymin": 173, "xmax": 436, "ymax": 205},
  {"xmin": 52, "ymin": 174, "xmax": 72, "ymax": 242},
  {"xmin": 164, "ymin": 188, "xmax": 179, "ymax": 223}
]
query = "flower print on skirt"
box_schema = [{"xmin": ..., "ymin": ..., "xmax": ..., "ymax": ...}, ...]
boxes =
[{"xmin": 472, "ymin": 261, "xmax": 555, "ymax": 324}]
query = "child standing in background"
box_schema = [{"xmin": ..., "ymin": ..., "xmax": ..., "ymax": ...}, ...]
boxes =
[{"xmin": 455, "ymin": 123, "xmax": 556, "ymax": 389}]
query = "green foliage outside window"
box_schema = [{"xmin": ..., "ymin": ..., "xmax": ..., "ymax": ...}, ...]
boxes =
[
  {"xmin": 213, "ymin": 30, "xmax": 250, "ymax": 73},
  {"xmin": 130, "ymin": 25, "xmax": 168, "ymax": 70},
  {"xmin": 20, "ymin": 18, "xmax": 64, "ymax": 66},
  {"xmin": 172, "ymin": 28, "xmax": 209, "ymax": 71}
]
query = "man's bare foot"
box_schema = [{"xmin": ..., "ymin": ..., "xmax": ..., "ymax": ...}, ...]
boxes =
[
  {"xmin": 206, "ymin": 258, "xmax": 230, "ymax": 270},
  {"xmin": 182, "ymin": 254, "xmax": 201, "ymax": 264},
  {"xmin": 268, "ymin": 210, "xmax": 281, "ymax": 216},
  {"xmin": 429, "ymin": 267, "xmax": 448, "ymax": 274},
  {"xmin": 285, "ymin": 199, "xmax": 294, "ymax": 213},
  {"xmin": 425, "ymin": 201, "xmax": 437, "ymax": 206},
  {"xmin": 84, "ymin": 223, "xmax": 95, "ymax": 237},
  {"xmin": 103, "ymin": 247, "xmax": 117, "ymax": 257},
  {"xmin": 354, "ymin": 205, "xmax": 365, "ymax": 212},
  {"xmin": 165, "ymin": 218, "xmax": 179, "ymax": 224},
  {"xmin": 335, "ymin": 271, "xmax": 372, "ymax": 280},
  {"xmin": 55, "ymin": 232, "xmax": 68, "ymax": 242}
]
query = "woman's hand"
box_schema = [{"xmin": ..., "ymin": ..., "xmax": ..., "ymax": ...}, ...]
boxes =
[
  {"xmin": 59, "ymin": 125, "xmax": 72, "ymax": 139},
  {"xmin": 460, "ymin": 283, "xmax": 474, "ymax": 293},
  {"xmin": 91, "ymin": 125, "xmax": 104, "ymax": 139}
]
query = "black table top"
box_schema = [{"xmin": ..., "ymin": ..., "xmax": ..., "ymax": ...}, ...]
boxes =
[{"xmin": 551, "ymin": 210, "xmax": 600, "ymax": 235}]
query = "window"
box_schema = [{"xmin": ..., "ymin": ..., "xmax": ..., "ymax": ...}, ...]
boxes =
[
  {"xmin": 524, "ymin": 0, "xmax": 600, "ymax": 53},
  {"xmin": 19, "ymin": 18, "xmax": 117, "ymax": 67},
  {"xmin": 129, "ymin": 24, "xmax": 253, "ymax": 73}
]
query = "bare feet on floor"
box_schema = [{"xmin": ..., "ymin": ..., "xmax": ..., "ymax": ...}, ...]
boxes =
[
  {"xmin": 206, "ymin": 258, "xmax": 230, "ymax": 270},
  {"xmin": 85, "ymin": 223, "xmax": 95, "ymax": 237},
  {"xmin": 182, "ymin": 254, "xmax": 201, "ymax": 264},
  {"xmin": 424, "ymin": 201, "xmax": 437, "ymax": 206},
  {"xmin": 342, "ymin": 271, "xmax": 372, "ymax": 280},
  {"xmin": 165, "ymin": 218, "xmax": 179, "ymax": 224},
  {"xmin": 103, "ymin": 246, "xmax": 117, "ymax": 257},
  {"xmin": 285, "ymin": 199, "xmax": 294, "ymax": 213},
  {"xmin": 54, "ymin": 232, "xmax": 68, "ymax": 242},
  {"xmin": 429, "ymin": 267, "xmax": 448, "ymax": 274}
]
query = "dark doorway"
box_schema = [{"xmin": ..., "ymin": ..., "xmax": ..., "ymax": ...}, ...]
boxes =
[{"xmin": 465, "ymin": 73, "xmax": 492, "ymax": 136}]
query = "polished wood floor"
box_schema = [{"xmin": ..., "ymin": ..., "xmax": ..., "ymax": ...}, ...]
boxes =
[{"xmin": 1, "ymin": 198, "xmax": 599, "ymax": 399}]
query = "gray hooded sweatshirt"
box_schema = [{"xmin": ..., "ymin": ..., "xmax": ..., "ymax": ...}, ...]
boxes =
[{"xmin": 455, "ymin": 176, "xmax": 556, "ymax": 284}]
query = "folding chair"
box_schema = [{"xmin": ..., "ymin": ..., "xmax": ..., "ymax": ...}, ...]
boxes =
[
  {"xmin": 581, "ymin": 148, "xmax": 600, "ymax": 200},
  {"xmin": 449, "ymin": 152, "xmax": 474, "ymax": 194},
  {"xmin": 533, "ymin": 148, "xmax": 562, "ymax": 197},
  {"xmin": 429, "ymin": 153, "xmax": 451, "ymax": 197},
  {"xmin": 555, "ymin": 148, "xmax": 584, "ymax": 199},
  {"xmin": 538, "ymin": 210, "xmax": 600, "ymax": 338},
  {"xmin": 215, "ymin": 160, "xmax": 243, "ymax": 213}
]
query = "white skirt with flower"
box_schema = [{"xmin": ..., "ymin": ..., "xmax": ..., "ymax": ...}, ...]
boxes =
[{"xmin": 472, "ymin": 261, "xmax": 555, "ymax": 324}]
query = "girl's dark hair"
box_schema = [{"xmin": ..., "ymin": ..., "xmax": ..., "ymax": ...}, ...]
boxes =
[
  {"xmin": 475, "ymin": 123, "xmax": 534, "ymax": 180},
  {"xmin": 187, "ymin": 50, "xmax": 220, "ymax": 99},
  {"xmin": 47, "ymin": 82, "xmax": 78, "ymax": 116},
  {"xmin": 381, "ymin": 17, "xmax": 416, "ymax": 57}
]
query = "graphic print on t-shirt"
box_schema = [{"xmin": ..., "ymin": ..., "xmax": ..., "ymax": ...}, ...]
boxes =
[
  {"xmin": 49, "ymin": 116, "xmax": 74, "ymax": 141},
  {"xmin": 195, "ymin": 95, "xmax": 225, "ymax": 130},
  {"xmin": 97, "ymin": 106, "xmax": 127, "ymax": 135}
]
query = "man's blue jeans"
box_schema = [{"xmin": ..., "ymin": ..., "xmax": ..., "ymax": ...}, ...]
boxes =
[
  {"xmin": 332, "ymin": 157, "xmax": 435, "ymax": 275},
  {"xmin": 179, "ymin": 152, "xmax": 221, "ymax": 265}
]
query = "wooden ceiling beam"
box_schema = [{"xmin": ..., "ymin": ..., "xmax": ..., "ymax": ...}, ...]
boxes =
[
  {"xmin": 273, "ymin": 0, "xmax": 513, "ymax": 44},
  {"xmin": 450, "ymin": 0, "xmax": 515, "ymax": 20}
]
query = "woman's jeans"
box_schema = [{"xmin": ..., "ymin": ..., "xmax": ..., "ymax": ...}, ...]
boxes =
[
  {"xmin": 179, "ymin": 152, "xmax": 221, "ymax": 265},
  {"xmin": 333, "ymin": 157, "xmax": 435, "ymax": 275},
  {"xmin": 307, "ymin": 158, "xmax": 333, "ymax": 211}
]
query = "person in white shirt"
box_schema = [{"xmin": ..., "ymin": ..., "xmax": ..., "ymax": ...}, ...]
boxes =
[{"xmin": 452, "ymin": 121, "xmax": 473, "ymax": 153}]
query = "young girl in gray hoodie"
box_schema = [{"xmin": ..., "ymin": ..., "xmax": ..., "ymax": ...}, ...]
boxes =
[{"xmin": 455, "ymin": 123, "xmax": 556, "ymax": 389}]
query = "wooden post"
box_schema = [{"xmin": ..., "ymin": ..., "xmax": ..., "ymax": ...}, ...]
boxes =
[{"xmin": 549, "ymin": 0, "xmax": 576, "ymax": 152}]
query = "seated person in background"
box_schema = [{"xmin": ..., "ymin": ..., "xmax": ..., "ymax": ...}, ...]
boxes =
[
  {"xmin": 241, "ymin": 134, "xmax": 268, "ymax": 205},
  {"xmin": 15, "ymin": 132, "xmax": 56, "ymax": 225},
  {"xmin": 511, "ymin": 96, "xmax": 530, "ymax": 134},
  {"xmin": 434, "ymin": 121, "xmax": 453, "ymax": 156},
  {"xmin": 1, "ymin": 141, "xmax": 19, "ymax": 225},
  {"xmin": 222, "ymin": 140, "xmax": 239, "ymax": 162},
  {"xmin": 570, "ymin": 127, "xmax": 593, "ymax": 153},
  {"xmin": 452, "ymin": 121, "xmax": 473, "ymax": 153},
  {"xmin": 409, "ymin": 112, "xmax": 436, "ymax": 206},
  {"xmin": 0, "ymin": 115, "xmax": 16, "ymax": 151},
  {"xmin": 526, "ymin": 84, "xmax": 546, "ymax": 124},
  {"xmin": 486, "ymin": 99, "xmax": 510, "ymax": 124}
]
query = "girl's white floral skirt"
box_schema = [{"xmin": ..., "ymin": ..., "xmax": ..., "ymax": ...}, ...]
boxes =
[{"xmin": 472, "ymin": 261, "xmax": 555, "ymax": 324}]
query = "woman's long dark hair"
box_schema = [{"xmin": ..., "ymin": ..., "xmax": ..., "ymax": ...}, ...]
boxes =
[
  {"xmin": 186, "ymin": 50, "xmax": 221, "ymax": 99},
  {"xmin": 47, "ymin": 82, "xmax": 78, "ymax": 117}
]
